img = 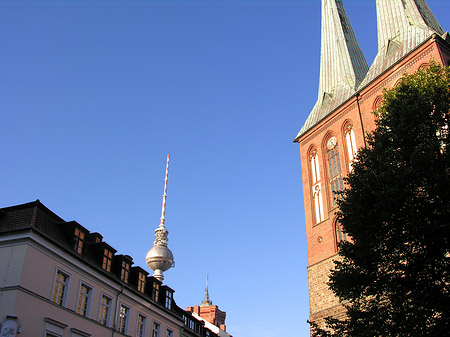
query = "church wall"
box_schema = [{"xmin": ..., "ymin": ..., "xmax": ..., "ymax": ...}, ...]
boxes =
[{"xmin": 299, "ymin": 34, "xmax": 450, "ymax": 329}]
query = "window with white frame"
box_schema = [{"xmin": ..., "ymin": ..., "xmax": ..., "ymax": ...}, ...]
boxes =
[
  {"xmin": 136, "ymin": 314, "xmax": 147, "ymax": 337},
  {"xmin": 345, "ymin": 125, "xmax": 358, "ymax": 171},
  {"xmin": 310, "ymin": 149, "xmax": 325, "ymax": 223},
  {"xmin": 51, "ymin": 269, "xmax": 70, "ymax": 306},
  {"xmin": 118, "ymin": 304, "xmax": 130, "ymax": 334},
  {"xmin": 152, "ymin": 321, "xmax": 161, "ymax": 337},
  {"xmin": 98, "ymin": 294, "xmax": 112, "ymax": 326},
  {"xmin": 76, "ymin": 282, "xmax": 92, "ymax": 317},
  {"xmin": 44, "ymin": 317, "xmax": 67, "ymax": 337},
  {"xmin": 46, "ymin": 333, "xmax": 61, "ymax": 337}
]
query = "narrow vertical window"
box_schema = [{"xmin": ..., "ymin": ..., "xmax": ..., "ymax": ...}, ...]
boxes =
[
  {"xmin": 74, "ymin": 228, "xmax": 85, "ymax": 254},
  {"xmin": 336, "ymin": 222, "xmax": 347, "ymax": 247},
  {"xmin": 136, "ymin": 314, "xmax": 147, "ymax": 337},
  {"xmin": 76, "ymin": 283, "xmax": 92, "ymax": 317},
  {"xmin": 327, "ymin": 137, "xmax": 343, "ymax": 206},
  {"xmin": 118, "ymin": 305, "xmax": 129, "ymax": 334},
  {"xmin": 310, "ymin": 150, "xmax": 325, "ymax": 223},
  {"xmin": 165, "ymin": 290, "xmax": 172, "ymax": 310},
  {"xmin": 345, "ymin": 125, "xmax": 357, "ymax": 171},
  {"xmin": 51, "ymin": 270, "xmax": 69, "ymax": 306},
  {"xmin": 121, "ymin": 261, "xmax": 130, "ymax": 283},
  {"xmin": 152, "ymin": 321, "xmax": 161, "ymax": 337},
  {"xmin": 189, "ymin": 320, "xmax": 195, "ymax": 330},
  {"xmin": 152, "ymin": 282, "xmax": 160, "ymax": 302},
  {"xmin": 138, "ymin": 273, "xmax": 146, "ymax": 293},
  {"xmin": 99, "ymin": 294, "xmax": 112, "ymax": 326},
  {"xmin": 102, "ymin": 249, "xmax": 113, "ymax": 272},
  {"xmin": 166, "ymin": 329, "xmax": 174, "ymax": 337}
]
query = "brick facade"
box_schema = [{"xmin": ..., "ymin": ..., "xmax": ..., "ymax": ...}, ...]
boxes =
[{"xmin": 297, "ymin": 29, "xmax": 450, "ymax": 331}]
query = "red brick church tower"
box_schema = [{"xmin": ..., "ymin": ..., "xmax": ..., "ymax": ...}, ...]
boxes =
[{"xmin": 294, "ymin": 0, "xmax": 450, "ymax": 329}]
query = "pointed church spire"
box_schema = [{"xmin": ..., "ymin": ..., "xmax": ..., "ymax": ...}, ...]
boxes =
[
  {"xmin": 295, "ymin": 0, "xmax": 368, "ymax": 141},
  {"xmin": 359, "ymin": 0, "xmax": 444, "ymax": 88},
  {"xmin": 201, "ymin": 275, "xmax": 213, "ymax": 307}
]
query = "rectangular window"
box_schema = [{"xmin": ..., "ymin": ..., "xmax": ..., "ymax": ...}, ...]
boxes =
[
  {"xmin": 51, "ymin": 270, "xmax": 69, "ymax": 306},
  {"xmin": 152, "ymin": 321, "xmax": 160, "ymax": 337},
  {"xmin": 76, "ymin": 283, "xmax": 92, "ymax": 317},
  {"xmin": 102, "ymin": 249, "xmax": 113, "ymax": 272},
  {"xmin": 121, "ymin": 261, "xmax": 130, "ymax": 283},
  {"xmin": 166, "ymin": 329, "xmax": 173, "ymax": 337},
  {"xmin": 99, "ymin": 294, "xmax": 112, "ymax": 326},
  {"xmin": 165, "ymin": 290, "xmax": 172, "ymax": 310},
  {"xmin": 73, "ymin": 228, "xmax": 85, "ymax": 254},
  {"xmin": 138, "ymin": 273, "xmax": 146, "ymax": 293},
  {"xmin": 46, "ymin": 333, "xmax": 61, "ymax": 337},
  {"xmin": 189, "ymin": 320, "xmax": 195, "ymax": 330},
  {"xmin": 118, "ymin": 304, "xmax": 130, "ymax": 334},
  {"xmin": 152, "ymin": 282, "xmax": 160, "ymax": 302},
  {"xmin": 136, "ymin": 314, "xmax": 147, "ymax": 337}
]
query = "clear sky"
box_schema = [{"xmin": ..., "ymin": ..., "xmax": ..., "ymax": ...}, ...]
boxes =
[{"xmin": 1, "ymin": 1, "xmax": 449, "ymax": 336}]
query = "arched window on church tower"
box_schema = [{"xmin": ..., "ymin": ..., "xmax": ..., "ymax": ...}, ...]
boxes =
[
  {"xmin": 345, "ymin": 125, "xmax": 357, "ymax": 171},
  {"xmin": 335, "ymin": 221, "xmax": 347, "ymax": 249},
  {"xmin": 310, "ymin": 149, "xmax": 324, "ymax": 224},
  {"xmin": 326, "ymin": 136, "xmax": 343, "ymax": 207}
]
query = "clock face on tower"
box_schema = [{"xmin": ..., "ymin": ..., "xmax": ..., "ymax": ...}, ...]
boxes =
[{"xmin": 327, "ymin": 137, "xmax": 337, "ymax": 150}]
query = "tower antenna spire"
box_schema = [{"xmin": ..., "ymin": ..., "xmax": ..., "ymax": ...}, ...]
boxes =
[
  {"xmin": 159, "ymin": 154, "xmax": 170, "ymax": 228},
  {"xmin": 146, "ymin": 154, "xmax": 175, "ymax": 282},
  {"xmin": 201, "ymin": 274, "xmax": 213, "ymax": 306}
]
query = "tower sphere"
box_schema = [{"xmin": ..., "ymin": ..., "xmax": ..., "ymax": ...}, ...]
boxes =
[{"xmin": 145, "ymin": 244, "xmax": 174, "ymax": 273}]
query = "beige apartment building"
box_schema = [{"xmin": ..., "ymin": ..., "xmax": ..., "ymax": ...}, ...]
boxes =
[{"xmin": 0, "ymin": 200, "xmax": 221, "ymax": 337}]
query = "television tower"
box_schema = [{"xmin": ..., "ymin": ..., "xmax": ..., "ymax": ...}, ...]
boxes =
[{"xmin": 146, "ymin": 154, "xmax": 175, "ymax": 281}]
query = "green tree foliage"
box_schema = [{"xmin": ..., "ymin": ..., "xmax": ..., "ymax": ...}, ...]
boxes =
[{"xmin": 312, "ymin": 62, "xmax": 450, "ymax": 337}]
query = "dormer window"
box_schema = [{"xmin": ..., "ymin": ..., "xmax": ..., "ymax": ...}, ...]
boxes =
[
  {"xmin": 121, "ymin": 261, "xmax": 130, "ymax": 283},
  {"xmin": 165, "ymin": 290, "xmax": 172, "ymax": 310},
  {"xmin": 138, "ymin": 273, "xmax": 146, "ymax": 293},
  {"xmin": 102, "ymin": 249, "xmax": 113, "ymax": 272},
  {"xmin": 152, "ymin": 282, "xmax": 160, "ymax": 302},
  {"xmin": 74, "ymin": 228, "xmax": 85, "ymax": 254}
]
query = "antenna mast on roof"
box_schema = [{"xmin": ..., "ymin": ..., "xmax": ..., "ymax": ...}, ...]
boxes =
[{"xmin": 159, "ymin": 154, "xmax": 169, "ymax": 228}]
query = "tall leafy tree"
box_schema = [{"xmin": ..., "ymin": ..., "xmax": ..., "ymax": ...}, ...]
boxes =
[{"xmin": 312, "ymin": 62, "xmax": 450, "ymax": 336}]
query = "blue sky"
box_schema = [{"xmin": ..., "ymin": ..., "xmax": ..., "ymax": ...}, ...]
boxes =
[{"xmin": 1, "ymin": 1, "xmax": 449, "ymax": 336}]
